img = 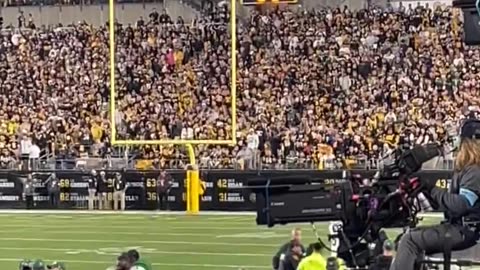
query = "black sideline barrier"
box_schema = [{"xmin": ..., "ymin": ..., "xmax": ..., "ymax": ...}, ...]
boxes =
[{"xmin": 0, "ymin": 170, "xmax": 453, "ymax": 211}]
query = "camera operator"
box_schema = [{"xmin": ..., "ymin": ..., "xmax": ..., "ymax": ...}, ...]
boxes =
[
  {"xmin": 97, "ymin": 171, "xmax": 108, "ymax": 210},
  {"xmin": 369, "ymin": 240, "xmax": 394, "ymax": 270},
  {"xmin": 88, "ymin": 170, "xmax": 98, "ymax": 210},
  {"xmin": 24, "ymin": 174, "xmax": 34, "ymax": 209},
  {"xmin": 113, "ymin": 172, "xmax": 126, "ymax": 211},
  {"xmin": 272, "ymin": 228, "xmax": 305, "ymax": 270},
  {"xmin": 156, "ymin": 170, "xmax": 172, "ymax": 211},
  {"xmin": 45, "ymin": 173, "xmax": 60, "ymax": 208},
  {"xmin": 391, "ymin": 119, "xmax": 480, "ymax": 270}
]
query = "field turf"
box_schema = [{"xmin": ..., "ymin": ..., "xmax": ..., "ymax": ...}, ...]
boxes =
[{"xmin": 0, "ymin": 211, "xmax": 441, "ymax": 270}]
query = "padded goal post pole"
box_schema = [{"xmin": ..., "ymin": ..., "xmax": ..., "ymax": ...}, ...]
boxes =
[
  {"xmin": 185, "ymin": 144, "xmax": 207, "ymax": 215},
  {"xmin": 186, "ymin": 144, "xmax": 200, "ymax": 215}
]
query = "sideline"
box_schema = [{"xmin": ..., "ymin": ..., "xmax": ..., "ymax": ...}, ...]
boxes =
[
  {"xmin": 0, "ymin": 237, "xmax": 280, "ymax": 247},
  {"xmin": 0, "ymin": 258, "xmax": 269, "ymax": 269},
  {"xmin": 0, "ymin": 228, "xmax": 286, "ymax": 238},
  {"xmin": 0, "ymin": 210, "xmax": 257, "ymax": 215},
  {"xmin": 0, "ymin": 246, "xmax": 271, "ymax": 257}
]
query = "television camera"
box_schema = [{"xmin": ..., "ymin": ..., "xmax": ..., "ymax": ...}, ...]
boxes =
[{"xmin": 249, "ymin": 144, "xmax": 443, "ymax": 268}]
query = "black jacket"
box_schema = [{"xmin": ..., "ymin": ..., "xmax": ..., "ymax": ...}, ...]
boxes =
[
  {"xmin": 368, "ymin": 255, "xmax": 393, "ymax": 270},
  {"xmin": 45, "ymin": 175, "xmax": 59, "ymax": 194},
  {"xmin": 97, "ymin": 174, "xmax": 108, "ymax": 193},
  {"xmin": 278, "ymin": 252, "xmax": 302, "ymax": 270},
  {"xmin": 113, "ymin": 177, "xmax": 126, "ymax": 192},
  {"xmin": 157, "ymin": 174, "xmax": 172, "ymax": 194},
  {"xmin": 272, "ymin": 241, "xmax": 305, "ymax": 270}
]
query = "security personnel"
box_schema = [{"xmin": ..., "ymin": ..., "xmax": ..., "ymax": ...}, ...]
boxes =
[
  {"xmin": 156, "ymin": 170, "xmax": 172, "ymax": 211},
  {"xmin": 88, "ymin": 170, "xmax": 98, "ymax": 210},
  {"xmin": 45, "ymin": 173, "xmax": 60, "ymax": 208},
  {"xmin": 97, "ymin": 171, "xmax": 108, "ymax": 210},
  {"xmin": 113, "ymin": 172, "xmax": 126, "ymax": 211},
  {"xmin": 297, "ymin": 242, "xmax": 326, "ymax": 270},
  {"xmin": 24, "ymin": 175, "xmax": 34, "ymax": 209},
  {"xmin": 278, "ymin": 244, "xmax": 303, "ymax": 270},
  {"xmin": 391, "ymin": 118, "xmax": 480, "ymax": 270},
  {"xmin": 272, "ymin": 228, "xmax": 305, "ymax": 270}
]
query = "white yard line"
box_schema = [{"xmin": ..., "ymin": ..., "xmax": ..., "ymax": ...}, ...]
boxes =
[
  {"xmin": 0, "ymin": 229, "xmax": 277, "ymax": 238},
  {"xmin": 0, "ymin": 258, "xmax": 269, "ymax": 269},
  {"xmin": 0, "ymin": 247, "xmax": 271, "ymax": 257},
  {"xmin": 205, "ymin": 216, "xmax": 253, "ymax": 221},
  {"xmin": 0, "ymin": 224, "xmax": 275, "ymax": 231},
  {"xmin": 0, "ymin": 210, "xmax": 257, "ymax": 216},
  {"xmin": 6, "ymin": 217, "xmax": 255, "ymax": 225},
  {"xmin": 0, "ymin": 237, "xmax": 280, "ymax": 247}
]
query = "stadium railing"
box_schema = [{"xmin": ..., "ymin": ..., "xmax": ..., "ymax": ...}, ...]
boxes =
[{"xmin": 17, "ymin": 156, "xmax": 456, "ymax": 171}]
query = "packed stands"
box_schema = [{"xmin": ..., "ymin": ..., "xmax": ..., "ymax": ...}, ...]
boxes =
[{"xmin": 0, "ymin": 0, "xmax": 473, "ymax": 170}]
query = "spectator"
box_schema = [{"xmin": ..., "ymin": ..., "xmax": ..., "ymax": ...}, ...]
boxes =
[
  {"xmin": 20, "ymin": 135, "xmax": 32, "ymax": 169},
  {"xmin": 29, "ymin": 140, "xmax": 40, "ymax": 169}
]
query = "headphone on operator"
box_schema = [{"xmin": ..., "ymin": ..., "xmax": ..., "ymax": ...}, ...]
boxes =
[
  {"xmin": 459, "ymin": 117, "xmax": 480, "ymax": 140},
  {"xmin": 452, "ymin": 116, "xmax": 480, "ymax": 151}
]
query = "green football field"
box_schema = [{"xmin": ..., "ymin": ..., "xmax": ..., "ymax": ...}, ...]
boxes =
[{"xmin": 0, "ymin": 211, "xmax": 441, "ymax": 270}]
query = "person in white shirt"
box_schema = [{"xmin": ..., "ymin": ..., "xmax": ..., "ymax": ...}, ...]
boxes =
[
  {"xmin": 247, "ymin": 129, "xmax": 259, "ymax": 150},
  {"xmin": 20, "ymin": 136, "xmax": 32, "ymax": 170},
  {"xmin": 29, "ymin": 142, "xmax": 40, "ymax": 170}
]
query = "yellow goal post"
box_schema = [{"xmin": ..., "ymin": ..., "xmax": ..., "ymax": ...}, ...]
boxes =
[{"xmin": 107, "ymin": 0, "xmax": 238, "ymax": 214}]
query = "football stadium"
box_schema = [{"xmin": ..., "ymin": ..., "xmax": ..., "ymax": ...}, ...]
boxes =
[{"xmin": 0, "ymin": 0, "xmax": 480, "ymax": 269}]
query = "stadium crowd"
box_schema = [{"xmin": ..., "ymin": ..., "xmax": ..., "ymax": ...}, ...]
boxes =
[{"xmin": 0, "ymin": 1, "xmax": 476, "ymax": 169}]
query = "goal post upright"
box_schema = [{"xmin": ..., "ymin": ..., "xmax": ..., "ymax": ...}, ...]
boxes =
[
  {"xmin": 108, "ymin": 0, "xmax": 237, "ymax": 215},
  {"xmin": 109, "ymin": 0, "xmax": 117, "ymax": 145}
]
